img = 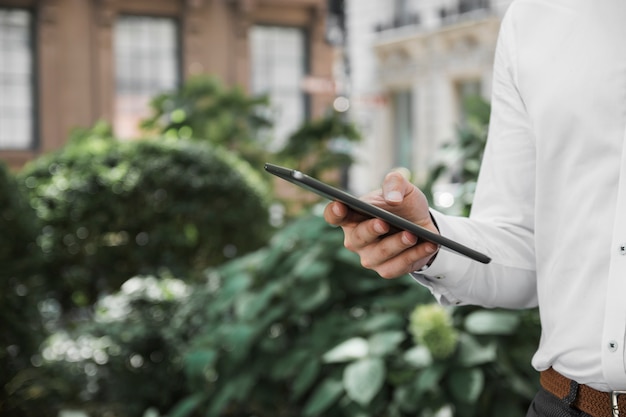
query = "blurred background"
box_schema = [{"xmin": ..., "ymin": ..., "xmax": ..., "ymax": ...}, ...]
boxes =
[{"xmin": 0, "ymin": 1, "xmax": 541, "ymax": 417}]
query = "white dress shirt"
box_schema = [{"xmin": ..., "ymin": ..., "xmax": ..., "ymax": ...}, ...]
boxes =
[{"xmin": 413, "ymin": 0, "xmax": 626, "ymax": 392}]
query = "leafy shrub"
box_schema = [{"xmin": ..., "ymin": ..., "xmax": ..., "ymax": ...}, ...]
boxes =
[
  {"xmin": 141, "ymin": 75, "xmax": 272, "ymax": 169},
  {"xmin": 17, "ymin": 123, "xmax": 271, "ymax": 310},
  {"xmin": 139, "ymin": 74, "xmax": 362, "ymax": 205},
  {"xmin": 277, "ymin": 110, "xmax": 362, "ymax": 180},
  {"xmin": 37, "ymin": 214, "xmax": 540, "ymax": 417},
  {"xmin": 33, "ymin": 276, "xmax": 192, "ymax": 417},
  {"xmin": 0, "ymin": 161, "xmax": 47, "ymax": 416},
  {"xmin": 44, "ymin": 213, "xmax": 539, "ymax": 417},
  {"xmin": 169, "ymin": 214, "xmax": 540, "ymax": 417}
]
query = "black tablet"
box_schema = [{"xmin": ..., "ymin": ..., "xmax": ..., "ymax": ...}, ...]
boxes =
[{"xmin": 264, "ymin": 163, "xmax": 491, "ymax": 264}]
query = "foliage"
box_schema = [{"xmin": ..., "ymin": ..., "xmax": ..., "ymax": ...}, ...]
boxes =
[
  {"xmin": 277, "ymin": 110, "xmax": 361, "ymax": 180},
  {"xmin": 167, "ymin": 214, "xmax": 540, "ymax": 417},
  {"xmin": 33, "ymin": 276, "xmax": 191, "ymax": 417},
  {"xmin": 424, "ymin": 95, "xmax": 491, "ymax": 216},
  {"xmin": 2, "ymin": 85, "xmax": 544, "ymax": 417},
  {"xmin": 16, "ymin": 122, "xmax": 271, "ymax": 310},
  {"xmin": 140, "ymin": 75, "xmax": 273, "ymax": 168},
  {"xmin": 36, "ymin": 214, "xmax": 540, "ymax": 417},
  {"xmin": 0, "ymin": 161, "xmax": 48, "ymax": 416},
  {"xmin": 140, "ymin": 73, "xmax": 363, "ymax": 196}
]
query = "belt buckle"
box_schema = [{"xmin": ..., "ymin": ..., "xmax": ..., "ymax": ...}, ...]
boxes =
[{"xmin": 612, "ymin": 391, "xmax": 626, "ymax": 416}]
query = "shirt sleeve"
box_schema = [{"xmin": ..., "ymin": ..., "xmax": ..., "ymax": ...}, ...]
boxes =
[{"xmin": 412, "ymin": 6, "xmax": 538, "ymax": 310}]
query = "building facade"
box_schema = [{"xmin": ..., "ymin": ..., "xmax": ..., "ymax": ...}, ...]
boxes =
[
  {"xmin": 344, "ymin": 0, "xmax": 513, "ymax": 196},
  {"xmin": 0, "ymin": 0, "xmax": 337, "ymax": 170}
]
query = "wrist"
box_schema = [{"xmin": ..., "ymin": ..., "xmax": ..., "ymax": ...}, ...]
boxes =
[{"xmin": 417, "ymin": 211, "xmax": 440, "ymax": 272}]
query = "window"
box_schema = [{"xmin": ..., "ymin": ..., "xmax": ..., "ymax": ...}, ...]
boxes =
[
  {"xmin": 0, "ymin": 8, "xmax": 34, "ymax": 150},
  {"xmin": 392, "ymin": 90, "xmax": 413, "ymax": 169},
  {"xmin": 250, "ymin": 25, "xmax": 306, "ymax": 150},
  {"xmin": 114, "ymin": 15, "xmax": 179, "ymax": 139}
]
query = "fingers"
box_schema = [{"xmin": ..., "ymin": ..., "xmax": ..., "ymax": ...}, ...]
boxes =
[
  {"xmin": 322, "ymin": 173, "xmax": 439, "ymax": 279},
  {"xmin": 342, "ymin": 218, "xmax": 439, "ymax": 278},
  {"xmin": 323, "ymin": 201, "xmax": 348, "ymax": 226},
  {"xmin": 358, "ymin": 231, "xmax": 438, "ymax": 279},
  {"xmin": 343, "ymin": 217, "xmax": 391, "ymax": 252}
]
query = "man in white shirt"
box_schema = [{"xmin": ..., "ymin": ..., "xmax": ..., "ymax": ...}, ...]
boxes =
[{"xmin": 324, "ymin": 0, "xmax": 626, "ymax": 416}]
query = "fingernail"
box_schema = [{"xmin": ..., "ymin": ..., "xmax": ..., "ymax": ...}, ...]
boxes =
[
  {"xmin": 332, "ymin": 203, "xmax": 342, "ymax": 216},
  {"xmin": 386, "ymin": 190, "xmax": 402, "ymax": 202},
  {"xmin": 425, "ymin": 244, "xmax": 437, "ymax": 253},
  {"xmin": 401, "ymin": 233, "xmax": 416, "ymax": 245},
  {"xmin": 374, "ymin": 222, "xmax": 385, "ymax": 234}
]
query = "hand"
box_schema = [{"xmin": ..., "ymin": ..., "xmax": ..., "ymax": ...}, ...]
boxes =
[{"xmin": 323, "ymin": 171, "xmax": 439, "ymax": 278}]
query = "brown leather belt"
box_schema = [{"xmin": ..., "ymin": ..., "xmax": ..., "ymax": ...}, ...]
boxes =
[{"xmin": 541, "ymin": 368, "xmax": 626, "ymax": 417}]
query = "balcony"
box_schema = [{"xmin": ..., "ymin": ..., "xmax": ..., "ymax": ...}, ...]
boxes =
[
  {"xmin": 374, "ymin": 0, "xmax": 491, "ymax": 34},
  {"xmin": 374, "ymin": 12, "xmax": 420, "ymax": 33},
  {"xmin": 440, "ymin": 0, "xmax": 491, "ymax": 24}
]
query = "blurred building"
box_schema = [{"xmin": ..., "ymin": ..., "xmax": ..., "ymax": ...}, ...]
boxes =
[
  {"xmin": 343, "ymin": 0, "xmax": 513, "ymax": 195},
  {"xmin": 0, "ymin": 0, "xmax": 337, "ymax": 170}
]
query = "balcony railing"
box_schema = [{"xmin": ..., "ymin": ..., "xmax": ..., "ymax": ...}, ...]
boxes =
[
  {"xmin": 440, "ymin": 0, "xmax": 491, "ymax": 21},
  {"xmin": 374, "ymin": 13, "xmax": 420, "ymax": 32},
  {"xmin": 374, "ymin": 0, "xmax": 491, "ymax": 33}
]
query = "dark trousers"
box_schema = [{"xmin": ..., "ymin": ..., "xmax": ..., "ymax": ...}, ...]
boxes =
[{"xmin": 526, "ymin": 388, "xmax": 593, "ymax": 417}]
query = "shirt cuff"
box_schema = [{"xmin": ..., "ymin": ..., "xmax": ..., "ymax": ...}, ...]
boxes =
[{"xmin": 410, "ymin": 210, "xmax": 474, "ymax": 306}]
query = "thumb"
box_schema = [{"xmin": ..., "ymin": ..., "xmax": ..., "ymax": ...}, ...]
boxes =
[{"xmin": 382, "ymin": 170, "xmax": 412, "ymax": 205}]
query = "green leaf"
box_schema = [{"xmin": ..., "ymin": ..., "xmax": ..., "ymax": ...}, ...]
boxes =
[
  {"xmin": 360, "ymin": 313, "xmax": 404, "ymax": 333},
  {"xmin": 219, "ymin": 323, "xmax": 257, "ymax": 362},
  {"xmin": 293, "ymin": 280, "xmax": 331, "ymax": 312},
  {"xmin": 448, "ymin": 368, "xmax": 484, "ymax": 404},
  {"xmin": 230, "ymin": 372, "xmax": 257, "ymax": 402},
  {"xmin": 292, "ymin": 245, "xmax": 331, "ymax": 281},
  {"xmin": 368, "ymin": 331, "xmax": 406, "ymax": 357},
  {"xmin": 293, "ymin": 360, "xmax": 321, "ymax": 400},
  {"xmin": 208, "ymin": 381, "xmax": 242, "ymax": 416},
  {"xmin": 302, "ymin": 378, "xmax": 344, "ymax": 417},
  {"xmin": 414, "ymin": 363, "xmax": 446, "ymax": 395},
  {"xmin": 323, "ymin": 337, "xmax": 369, "ymax": 363},
  {"xmin": 393, "ymin": 385, "xmax": 418, "ymax": 413},
  {"xmin": 270, "ymin": 349, "xmax": 308, "ymax": 380},
  {"xmin": 167, "ymin": 393, "xmax": 205, "ymax": 417},
  {"xmin": 184, "ymin": 349, "xmax": 217, "ymax": 378},
  {"xmin": 456, "ymin": 333, "xmax": 497, "ymax": 367},
  {"xmin": 234, "ymin": 282, "xmax": 280, "ymax": 321},
  {"xmin": 215, "ymin": 271, "xmax": 253, "ymax": 307},
  {"xmin": 464, "ymin": 310, "xmax": 520, "ymax": 335},
  {"xmin": 403, "ymin": 345, "xmax": 433, "ymax": 369},
  {"xmin": 343, "ymin": 358, "xmax": 386, "ymax": 406}
]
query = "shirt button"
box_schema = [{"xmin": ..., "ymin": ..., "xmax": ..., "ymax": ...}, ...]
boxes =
[
  {"xmin": 619, "ymin": 244, "xmax": 626, "ymax": 255},
  {"xmin": 608, "ymin": 340, "xmax": 618, "ymax": 352},
  {"xmin": 435, "ymin": 275, "xmax": 445, "ymax": 280}
]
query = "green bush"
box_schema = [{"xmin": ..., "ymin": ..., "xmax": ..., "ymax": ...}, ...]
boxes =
[
  {"xmin": 17, "ymin": 123, "xmax": 272, "ymax": 310},
  {"xmin": 277, "ymin": 110, "xmax": 361, "ymax": 180},
  {"xmin": 37, "ymin": 214, "xmax": 540, "ymax": 417},
  {"xmin": 141, "ymin": 75, "xmax": 272, "ymax": 169},
  {"xmin": 30, "ymin": 276, "xmax": 191, "ymax": 417},
  {"xmin": 0, "ymin": 161, "xmax": 47, "ymax": 416},
  {"xmin": 169, "ymin": 214, "xmax": 540, "ymax": 417}
]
